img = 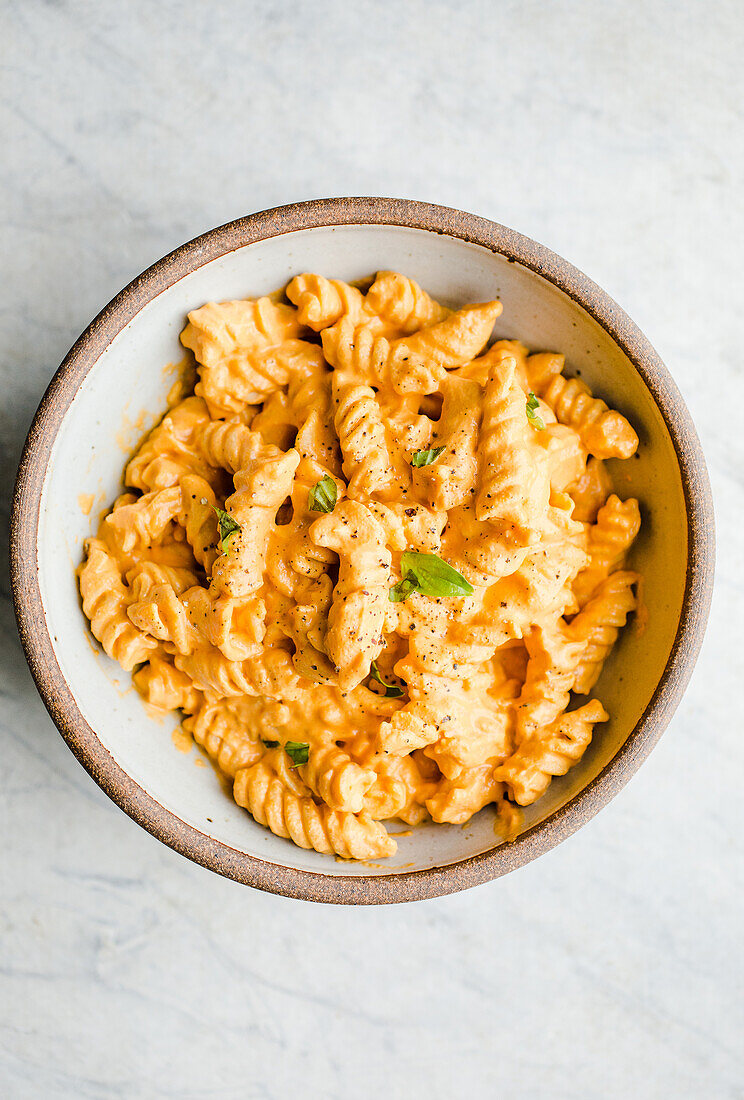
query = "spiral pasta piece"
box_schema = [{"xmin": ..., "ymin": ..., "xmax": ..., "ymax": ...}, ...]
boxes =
[
  {"xmin": 177, "ymin": 474, "xmax": 219, "ymax": 572},
  {"xmin": 124, "ymin": 562, "xmax": 198, "ymax": 595},
  {"xmin": 181, "ymin": 297, "xmax": 303, "ymax": 414},
  {"xmin": 183, "ymin": 696, "xmax": 266, "ymax": 776},
  {"xmin": 413, "ymin": 375, "xmax": 482, "ymax": 511},
  {"xmin": 199, "ymin": 419, "xmax": 264, "ymax": 476},
  {"xmin": 571, "ymin": 571, "xmax": 638, "ymax": 693},
  {"xmin": 320, "ymin": 316, "xmax": 392, "ymax": 385},
  {"xmin": 451, "ymin": 502, "xmax": 534, "ymax": 583},
  {"xmin": 366, "ymin": 270, "xmax": 450, "ymax": 334},
  {"xmin": 181, "ymin": 585, "xmax": 266, "ymax": 663},
  {"xmin": 532, "ymin": 370, "xmax": 639, "ymax": 460},
  {"xmin": 126, "ymin": 397, "xmax": 216, "ymax": 492},
  {"xmin": 78, "ymin": 540, "xmax": 158, "ymax": 670},
  {"xmin": 104, "ymin": 486, "xmax": 182, "ymax": 554},
  {"xmin": 133, "ymin": 654, "xmax": 202, "ymax": 711},
  {"xmin": 378, "ymin": 619, "xmax": 498, "ymax": 757},
  {"xmin": 363, "ymin": 752, "xmax": 438, "ymax": 824},
  {"xmin": 424, "ymin": 683, "xmax": 515, "ymax": 777},
  {"xmin": 525, "ymin": 351, "xmax": 564, "ymax": 394},
  {"xmin": 569, "ymin": 456, "xmax": 612, "ymax": 523},
  {"xmin": 286, "ymin": 274, "xmax": 367, "ymax": 330},
  {"xmin": 233, "ymin": 761, "xmax": 396, "ymax": 858},
  {"xmin": 515, "ymin": 624, "xmax": 587, "ymax": 739},
  {"xmin": 476, "ymin": 354, "xmax": 545, "ymax": 531},
  {"xmin": 386, "ymin": 300, "xmax": 502, "ymax": 394},
  {"xmin": 514, "ymin": 512, "xmax": 589, "ymax": 618},
  {"xmin": 321, "ymin": 300, "xmax": 501, "ymax": 395},
  {"xmin": 573, "ymin": 495, "xmax": 641, "ymax": 606},
  {"xmin": 494, "ymin": 700, "xmax": 608, "ymax": 805},
  {"xmin": 332, "ymin": 373, "xmax": 397, "ymax": 499},
  {"xmin": 310, "ymin": 500, "xmax": 392, "ymax": 691},
  {"xmin": 200, "ymin": 420, "xmax": 300, "ymax": 597},
  {"xmin": 299, "ymin": 743, "xmax": 377, "ymax": 813},
  {"xmin": 426, "ymin": 764, "xmax": 503, "ymax": 824},
  {"xmin": 126, "ymin": 573, "xmax": 197, "ymax": 654},
  {"xmin": 214, "ymin": 447, "xmax": 300, "ymax": 598},
  {"xmin": 175, "ymin": 644, "xmax": 304, "ymax": 700},
  {"xmin": 458, "ymin": 340, "xmax": 530, "ymax": 387}
]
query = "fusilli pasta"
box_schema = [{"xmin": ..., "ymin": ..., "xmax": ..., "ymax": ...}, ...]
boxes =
[{"xmin": 79, "ymin": 270, "xmax": 642, "ymax": 859}]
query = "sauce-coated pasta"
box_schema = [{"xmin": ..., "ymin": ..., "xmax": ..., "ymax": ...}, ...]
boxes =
[{"xmin": 78, "ymin": 271, "xmax": 641, "ymax": 860}]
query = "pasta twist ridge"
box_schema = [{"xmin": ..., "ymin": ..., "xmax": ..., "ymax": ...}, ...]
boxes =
[
  {"xmin": 332, "ymin": 372, "xmax": 398, "ymax": 499},
  {"xmin": 125, "ymin": 397, "xmax": 216, "ymax": 493},
  {"xmin": 233, "ymin": 761, "xmax": 397, "ymax": 858},
  {"xmin": 516, "ymin": 624, "xmax": 587, "ymax": 739},
  {"xmin": 494, "ymin": 700, "xmax": 609, "ymax": 805},
  {"xmin": 286, "ymin": 274, "xmax": 367, "ymax": 330},
  {"xmin": 571, "ymin": 570, "xmax": 638, "ymax": 693},
  {"xmin": 133, "ymin": 654, "xmax": 202, "ymax": 711},
  {"xmin": 104, "ymin": 486, "xmax": 182, "ymax": 554},
  {"xmin": 476, "ymin": 354, "xmax": 544, "ymax": 531},
  {"xmin": 78, "ymin": 540, "xmax": 158, "ymax": 670},
  {"xmin": 310, "ymin": 500, "xmax": 392, "ymax": 691},
  {"xmin": 183, "ymin": 697, "xmax": 265, "ymax": 776},
  {"xmin": 175, "ymin": 644, "xmax": 304, "ymax": 700},
  {"xmin": 299, "ymin": 743, "xmax": 377, "ymax": 813},
  {"xmin": 573, "ymin": 494, "xmax": 641, "ymax": 606},
  {"xmin": 537, "ymin": 374, "xmax": 639, "ymax": 460},
  {"xmin": 366, "ymin": 271, "xmax": 450, "ymax": 334}
]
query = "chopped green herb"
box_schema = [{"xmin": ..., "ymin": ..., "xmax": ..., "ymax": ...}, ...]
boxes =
[
  {"xmin": 388, "ymin": 575, "xmax": 418, "ymax": 603},
  {"xmin": 209, "ymin": 504, "xmax": 241, "ymax": 553},
  {"xmin": 285, "ymin": 741, "xmax": 309, "ymax": 768},
  {"xmin": 370, "ymin": 661, "xmax": 404, "ymax": 697},
  {"xmin": 411, "ymin": 446, "xmax": 445, "ymax": 468},
  {"xmin": 308, "ymin": 475, "xmax": 338, "ymax": 514},
  {"xmin": 261, "ymin": 738, "xmax": 280, "ymax": 749},
  {"xmin": 389, "ymin": 551, "xmax": 474, "ymax": 602},
  {"xmin": 526, "ymin": 391, "xmax": 546, "ymax": 431}
]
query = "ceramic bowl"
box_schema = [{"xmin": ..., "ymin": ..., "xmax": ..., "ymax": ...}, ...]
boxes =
[{"xmin": 10, "ymin": 198, "xmax": 714, "ymax": 904}]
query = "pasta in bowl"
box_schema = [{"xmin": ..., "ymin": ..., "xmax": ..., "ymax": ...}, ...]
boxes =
[
  {"xmin": 78, "ymin": 270, "xmax": 643, "ymax": 862},
  {"xmin": 12, "ymin": 200, "xmax": 713, "ymax": 902}
]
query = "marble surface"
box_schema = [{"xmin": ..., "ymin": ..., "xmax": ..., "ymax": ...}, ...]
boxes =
[{"xmin": 2, "ymin": 2, "xmax": 742, "ymax": 1097}]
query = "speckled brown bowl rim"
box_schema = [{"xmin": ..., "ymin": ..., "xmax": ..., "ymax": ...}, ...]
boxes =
[{"xmin": 10, "ymin": 198, "xmax": 715, "ymax": 904}]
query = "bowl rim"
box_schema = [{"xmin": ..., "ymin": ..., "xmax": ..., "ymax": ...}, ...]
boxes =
[{"xmin": 10, "ymin": 197, "xmax": 715, "ymax": 904}]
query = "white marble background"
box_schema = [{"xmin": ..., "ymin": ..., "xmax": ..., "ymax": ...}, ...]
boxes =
[{"xmin": 1, "ymin": 1, "xmax": 742, "ymax": 1097}]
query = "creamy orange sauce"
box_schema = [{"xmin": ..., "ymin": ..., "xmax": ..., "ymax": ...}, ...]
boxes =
[
  {"xmin": 164, "ymin": 355, "xmax": 198, "ymax": 408},
  {"xmin": 115, "ymin": 409, "xmax": 151, "ymax": 455},
  {"xmin": 171, "ymin": 726, "xmax": 193, "ymax": 754}
]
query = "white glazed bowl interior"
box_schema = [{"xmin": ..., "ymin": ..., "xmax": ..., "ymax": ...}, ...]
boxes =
[{"xmin": 38, "ymin": 224, "xmax": 687, "ymax": 878}]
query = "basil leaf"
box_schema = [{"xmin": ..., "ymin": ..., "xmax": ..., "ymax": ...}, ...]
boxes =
[
  {"xmin": 388, "ymin": 575, "xmax": 418, "ymax": 603},
  {"xmin": 261, "ymin": 738, "xmax": 280, "ymax": 749},
  {"xmin": 411, "ymin": 446, "xmax": 445, "ymax": 468},
  {"xmin": 285, "ymin": 741, "xmax": 309, "ymax": 768},
  {"xmin": 370, "ymin": 661, "xmax": 404, "ymax": 698},
  {"xmin": 399, "ymin": 551, "xmax": 474, "ymax": 599},
  {"xmin": 526, "ymin": 391, "xmax": 546, "ymax": 431},
  {"xmin": 206, "ymin": 503, "xmax": 241, "ymax": 554},
  {"xmin": 308, "ymin": 475, "xmax": 337, "ymax": 513}
]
